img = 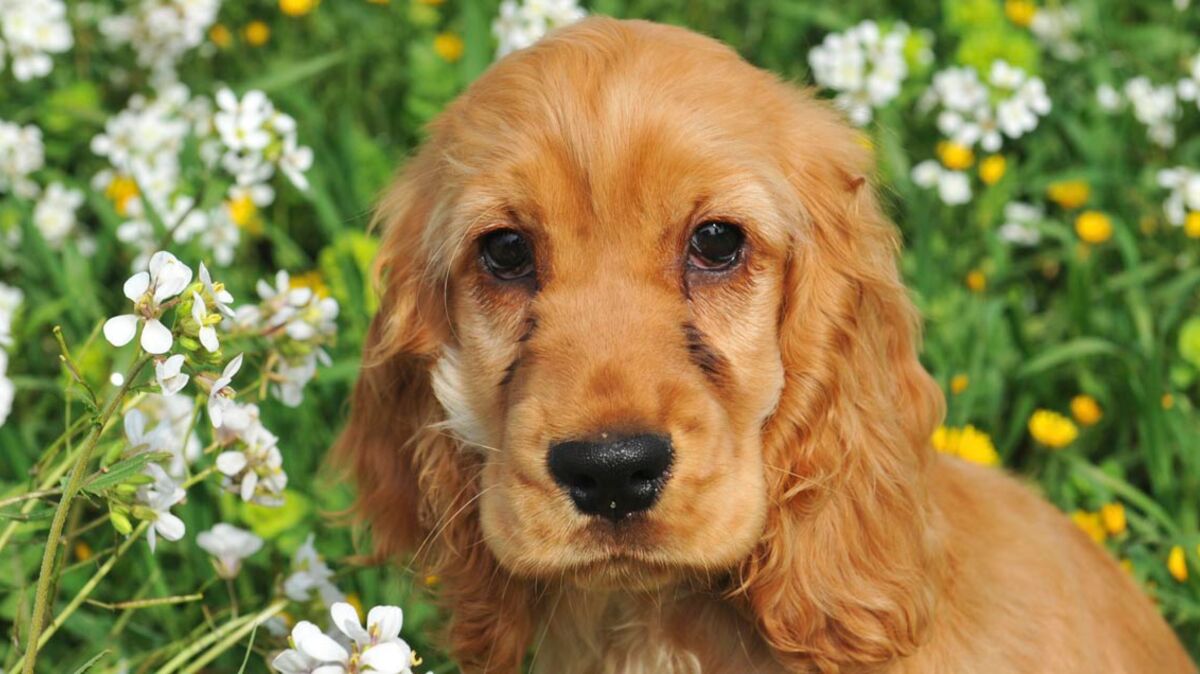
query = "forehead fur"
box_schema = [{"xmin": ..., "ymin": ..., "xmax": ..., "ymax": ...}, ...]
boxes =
[{"xmin": 414, "ymin": 18, "xmax": 817, "ymax": 274}]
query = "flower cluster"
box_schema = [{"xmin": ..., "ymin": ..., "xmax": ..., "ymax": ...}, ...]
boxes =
[
  {"xmin": 215, "ymin": 400, "xmax": 289, "ymax": 507},
  {"xmin": 236, "ymin": 271, "xmax": 338, "ymax": 407},
  {"xmin": 492, "ymin": 0, "xmax": 586, "ymax": 58},
  {"xmin": 99, "ymin": 0, "xmax": 220, "ymax": 85},
  {"xmin": 808, "ymin": 20, "xmax": 921, "ymax": 126},
  {"xmin": 1156, "ymin": 167, "xmax": 1200, "ymax": 236},
  {"xmin": 274, "ymin": 602, "xmax": 418, "ymax": 674},
  {"xmin": 33, "ymin": 183, "xmax": 88, "ymax": 251},
  {"xmin": 0, "ymin": 0, "xmax": 73, "ymax": 81},
  {"xmin": 1029, "ymin": 5, "xmax": 1083, "ymax": 62},
  {"xmin": 0, "ymin": 118, "xmax": 44, "ymax": 199},
  {"xmin": 998, "ymin": 201, "xmax": 1043, "ymax": 246},
  {"xmin": 283, "ymin": 534, "xmax": 344, "ymax": 606},
  {"xmin": 212, "ymin": 87, "xmax": 314, "ymax": 199},
  {"xmin": 0, "ymin": 282, "xmax": 21, "ymax": 426},
  {"xmin": 932, "ymin": 424, "xmax": 999, "ymax": 466},
  {"xmin": 922, "ymin": 61, "xmax": 1051, "ymax": 153}
]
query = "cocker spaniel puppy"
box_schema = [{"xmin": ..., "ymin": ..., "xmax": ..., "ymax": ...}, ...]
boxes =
[{"xmin": 337, "ymin": 17, "xmax": 1196, "ymax": 674}]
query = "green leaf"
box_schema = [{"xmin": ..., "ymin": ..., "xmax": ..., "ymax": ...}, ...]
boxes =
[
  {"xmin": 1017, "ymin": 338, "xmax": 1123, "ymax": 378},
  {"xmin": 82, "ymin": 452, "xmax": 175, "ymax": 495}
]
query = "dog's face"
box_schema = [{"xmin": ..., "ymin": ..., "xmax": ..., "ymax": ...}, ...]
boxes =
[{"xmin": 345, "ymin": 17, "xmax": 943, "ymax": 669}]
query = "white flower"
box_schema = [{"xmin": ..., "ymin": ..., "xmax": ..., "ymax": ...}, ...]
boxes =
[
  {"xmin": 0, "ymin": 119, "xmax": 45, "ymax": 198},
  {"xmin": 998, "ymin": 201, "xmax": 1043, "ymax": 246},
  {"xmin": 1, "ymin": 0, "xmax": 73, "ymax": 81},
  {"xmin": 0, "ymin": 281, "xmax": 22, "ymax": 348},
  {"xmin": 1030, "ymin": 6, "xmax": 1083, "ymax": 62},
  {"xmin": 103, "ymin": 251, "xmax": 193, "ymax": 354},
  {"xmin": 199, "ymin": 262, "xmax": 235, "ymax": 316},
  {"xmin": 191, "ymin": 291, "xmax": 219, "ymax": 352},
  {"xmin": 134, "ymin": 393, "xmax": 202, "ymax": 478},
  {"xmin": 137, "ymin": 463, "xmax": 186, "ymax": 552},
  {"xmin": 911, "ymin": 160, "xmax": 971, "ymax": 205},
  {"xmin": 924, "ymin": 63, "xmax": 1049, "ymax": 152},
  {"xmin": 214, "ymin": 413, "xmax": 287, "ymax": 506},
  {"xmin": 1157, "ymin": 166, "xmax": 1200, "ymax": 227},
  {"xmin": 1123, "ymin": 76, "xmax": 1180, "ymax": 148},
  {"xmin": 124, "ymin": 408, "xmax": 169, "ymax": 454},
  {"xmin": 492, "ymin": 0, "xmax": 586, "ymax": 58},
  {"xmin": 911, "ymin": 160, "xmax": 943, "ymax": 189},
  {"xmin": 99, "ymin": 0, "xmax": 219, "ymax": 85},
  {"xmin": 0, "ymin": 366, "xmax": 13, "ymax": 428},
  {"xmin": 279, "ymin": 135, "xmax": 314, "ymax": 191},
  {"xmin": 1096, "ymin": 83, "xmax": 1123, "ymax": 112},
  {"xmin": 214, "ymin": 89, "xmax": 273, "ymax": 153},
  {"xmin": 196, "ymin": 523, "xmax": 263, "ymax": 578},
  {"xmin": 809, "ymin": 21, "xmax": 913, "ymax": 126},
  {"xmin": 33, "ymin": 182, "xmax": 85, "ymax": 249},
  {"xmin": 273, "ymin": 602, "xmax": 415, "ymax": 674},
  {"xmin": 155, "ymin": 354, "xmax": 190, "ymax": 395},
  {"xmin": 206, "ymin": 353, "xmax": 243, "ymax": 428},
  {"xmin": 283, "ymin": 534, "xmax": 343, "ymax": 606}
]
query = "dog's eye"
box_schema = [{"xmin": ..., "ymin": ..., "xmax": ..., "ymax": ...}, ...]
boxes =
[
  {"xmin": 480, "ymin": 229, "xmax": 534, "ymax": 280},
  {"xmin": 688, "ymin": 221, "xmax": 744, "ymax": 271}
]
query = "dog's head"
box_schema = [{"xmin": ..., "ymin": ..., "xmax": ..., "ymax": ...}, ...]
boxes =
[{"xmin": 338, "ymin": 17, "xmax": 944, "ymax": 672}]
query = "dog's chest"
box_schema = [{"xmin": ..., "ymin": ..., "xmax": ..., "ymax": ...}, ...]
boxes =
[{"xmin": 530, "ymin": 590, "xmax": 775, "ymax": 674}]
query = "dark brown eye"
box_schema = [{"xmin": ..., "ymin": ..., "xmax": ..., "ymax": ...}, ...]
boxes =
[
  {"xmin": 480, "ymin": 229, "xmax": 534, "ymax": 280},
  {"xmin": 688, "ymin": 221, "xmax": 744, "ymax": 271}
]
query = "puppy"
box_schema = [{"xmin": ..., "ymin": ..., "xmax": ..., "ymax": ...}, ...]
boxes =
[{"xmin": 337, "ymin": 17, "xmax": 1197, "ymax": 674}]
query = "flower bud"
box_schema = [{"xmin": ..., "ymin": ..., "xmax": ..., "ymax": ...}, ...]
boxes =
[{"xmin": 110, "ymin": 510, "xmax": 133, "ymax": 535}]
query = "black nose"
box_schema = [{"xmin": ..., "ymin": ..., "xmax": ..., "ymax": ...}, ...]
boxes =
[{"xmin": 547, "ymin": 433, "xmax": 673, "ymax": 521}]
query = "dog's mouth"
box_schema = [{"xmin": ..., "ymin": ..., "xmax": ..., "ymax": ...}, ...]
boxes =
[{"xmin": 563, "ymin": 552, "xmax": 680, "ymax": 590}]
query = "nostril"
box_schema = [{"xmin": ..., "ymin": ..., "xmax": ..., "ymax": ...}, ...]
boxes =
[{"xmin": 568, "ymin": 473, "xmax": 597, "ymax": 490}]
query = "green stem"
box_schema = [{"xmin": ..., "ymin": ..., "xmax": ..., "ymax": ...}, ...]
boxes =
[
  {"xmin": 10, "ymin": 521, "xmax": 150, "ymax": 673},
  {"xmin": 155, "ymin": 599, "xmax": 286, "ymax": 674},
  {"xmin": 20, "ymin": 354, "xmax": 150, "ymax": 674},
  {"xmin": 177, "ymin": 600, "xmax": 286, "ymax": 674}
]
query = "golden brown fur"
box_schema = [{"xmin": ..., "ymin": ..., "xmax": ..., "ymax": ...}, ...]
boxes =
[{"xmin": 335, "ymin": 17, "xmax": 1197, "ymax": 674}]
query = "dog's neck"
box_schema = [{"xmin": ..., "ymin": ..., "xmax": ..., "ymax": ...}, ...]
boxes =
[{"xmin": 528, "ymin": 584, "xmax": 776, "ymax": 674}]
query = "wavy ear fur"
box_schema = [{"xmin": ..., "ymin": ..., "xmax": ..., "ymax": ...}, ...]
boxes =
[
  {"xmin": 334, "ymin": 152, "xmax": 533, "ymax": 673},
  {"xmin": 735, "ymin": 95, "xmax": 947, "ymax": 672}
]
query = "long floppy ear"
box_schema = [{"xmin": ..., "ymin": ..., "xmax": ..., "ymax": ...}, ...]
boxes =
[
  {"xmin": 735, "ymin": 95, "xmax": 946, "ymax": 671},
  {"xmin": 334, "ymin": 152, "xmax": 534, "ymax": 673}
]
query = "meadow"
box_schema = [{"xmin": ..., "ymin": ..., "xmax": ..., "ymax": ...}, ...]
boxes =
[{"xmin": 1, "ymin": 0, "xmax": 1199, "ymax": 671}]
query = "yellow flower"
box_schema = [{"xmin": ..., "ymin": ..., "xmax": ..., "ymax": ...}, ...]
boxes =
[
  {"xmin": 1162, "ymin": 393, "xmax": 1175, "ymax": 410},
  {"xmin": 1185, "ymin": 212, "xmax": 1200, "ymax": 239},
  {"xmin": 74, "ymin": 541, "xmax": 93, "ymax": 561},
  {"xmin": 209, "ymin": 24, "xmax": 232, "ymax": 48},
  {"xmin": 1071, "ymin": 511, "xmax": 1106, "ymax": 544},
  {"xmin": 104, "ymin": 175, "xmax": 140, "ymax": 216},
  {"xmin": 423, "ymin": 574, "xmax": 440, "ymax": 587},
  {"xmin": 931, "ymin": 424, "xmax": 999, "ymax": 466},
  {"xmin": 290, "ymin": 270, "xmax": 331, "ymax": 298},
  {"xmin": 244, "ymin": 21, "xmax": 271, "ymax": 47},
  {"xmin": 937, "ymin": 141, "xmax": 975, "ymax": 171},
  {"xmin": 1100, "ymin": 502, "xmax": 1126, "ymax": 536},
  {"xmin": 1070, "ymin": 394, "xmax": 1102, "ymax": 426},
  {"xmin": 1005, "ymin": 0, "xmax": 1037, "ymax": 27},
  {"xmin": 280, "ymin": 0, "xmax": 319, "ymax": 16},
  {"xmin": 434, "ymin": 32, "xmax": 465, "ymax": 62},
  {"xmin": 1075, "ymin": 211, "xmax": 1113, "ymax": 244},
  {"xmin": 966, "ymin": 269, "xmax": 986, "ymax": 293},
  {"xmin": 1168, "ymin": 545, "xmax": 1188, "ymax": 582},
  {"xmin": 1028, "ymin": 409, "xmax": 1078, "ymax": 448},
  {"xmin": 1047, "ymin": 180, "xmax": 1089, "ymax": 209},
  {"xmin": 979, "ymin": 155, "xmax": 1006, "ymax": 185},
  {"xmin": 950, "ymin": 373, "xmax": 969, "ymax": 395},
  {"xmin": 227, "ymin": 195, "xmax": 259, "ymax": 232}
]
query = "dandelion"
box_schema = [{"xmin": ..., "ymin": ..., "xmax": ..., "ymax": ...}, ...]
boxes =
[
  {"xmin": 103, "ymin": 251, "xmax": 194, "ymax": 355},
  {"xmin": 808, "ymin": 21, "xmax": 915, "ymax": 126},
  {"xmin": 1028, "ymin": 409, "xmax": 1078, "ymax": 448},
  {"xmin": 1168, "ymin": 545, "xmax": 1188, "ymax": 582},
  {"xmin": 243, "ymin": 21, "xmax": 271, "ymax": 47},
  {"xmin": 1070, "ymin": 395, "xmax": 1103, "ymax": 426},
  {"xmin": 1004, "ymin": 0, "xmax": 1036, "ymax": 27},
  {"xmin": 1047, "ymin": 180, "xmax": 1089, "ymax": 209},
  {"xmin": 1075, "ymin": 211, "xmax": 1113, "ymax": 244},
  {"xmin": 966, "ymin": 270, "xmax": 986, "ymax": 293},
  {"xmin": 1071, "ymin": 510, "xmax": 1106, "ymax": 544},
  {"xmin": 434, "ymin": 33, "xmax": 465, "ymax": 62},
  {"xmin": 209, "ymin": 24, "xmax": 232, "ymax": 48},
  {"xmin": 978, "ymin": 155, "xmax": 1006, "ymax": 185},
  {"xmin": 280, "ymin": 0, "xmax": 320, "ymax": 16},
  {"xmin": 932, "ymin": 424, "xmax": 999, "ymax": 466},
  {"xmin": 155, "ymin": 354, "xmax": 190, "ymax": 395},
  {"xmin": 273, "ymin": 601, "xmax": 415, "ymax": 674},
  {"xmin": 1100, "ymin": 503, "xmax": 1126, "ymax": 536},
  {"xmin": 937, "ymin": 141, "xmax": 975, "ymax": 170},
  {"xmin": 197, "ymin": 523, "xmax": 263, "ymax": 578},
  {"xmin": 950, "ymin": 373, "xmax": 969, "ymax": 395}
]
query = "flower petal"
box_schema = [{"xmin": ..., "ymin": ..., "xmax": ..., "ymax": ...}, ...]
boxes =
[
  {"xmin": 155, "ymin": 512, "xmax": 186, "ymax": 542},
  {"xmin": 366, "ymin": 605, "xmax": 403, "ymax": 642},
  {"xmin": 240, "ymin": 470, "xmax": 258, "ymax": 502},
  {"xmin": 330, "ymin": 602, "xmax": 369, "ymax": 644},
  {"xmin": 123, "ymin": 272, "xmax": 150, "ymax": 301},
  {"xmin": 103, "ymin": 314, "xmax": 139, "ymax": 347},
  {"xmin": 293, "ymin": 621, "xmax": 349, "ymax": 663},
  {"xmin": 223, "ymin": 353, "xmax": 244, "ymax": 379},
  {"xmin": 215, "ymin": 451, "xmax": 247, "ymax": 475},
  {"xmin": 140, "ymin": 319, "xmax": 173, "ymax": 355},
  {"xmin": 271, "ymin": 649, "xmax": 313, "ymax": 673},
  {"xmin": 199, "ymin": 326, "xmax": 219, "ymax": 352},
  {"xmin": 359, "ymin": 641, "xmax": 411, "ymax": 674}
]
